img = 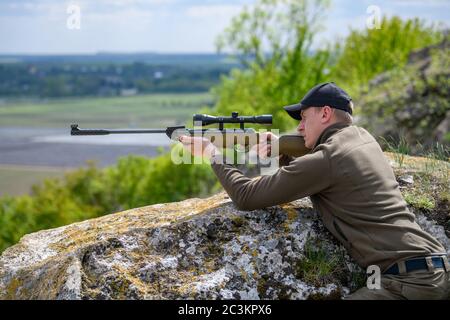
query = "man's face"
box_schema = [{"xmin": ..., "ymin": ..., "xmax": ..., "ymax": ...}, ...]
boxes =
[{"xmin": 297, "ymin": 107, "xmax": 325, "ymax": 149}]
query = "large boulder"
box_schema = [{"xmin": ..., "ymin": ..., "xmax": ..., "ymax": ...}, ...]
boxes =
[
  {"xmin": 0, "ymin": 154, "xmax": 449, "ymax": 300},
  {"xmin": 0, "ymin": 193, "xmax": 359, "ymax": 300}
]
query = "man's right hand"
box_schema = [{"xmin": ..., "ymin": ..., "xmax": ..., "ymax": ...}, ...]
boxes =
[{"xmin": 250, "ymin": 132, "xmax": 279, "ymax": 159}]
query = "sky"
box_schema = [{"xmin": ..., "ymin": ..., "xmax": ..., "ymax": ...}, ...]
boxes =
[{"xmin": 0, "ymin": 0, "xmax": 449, "ymax": 54}]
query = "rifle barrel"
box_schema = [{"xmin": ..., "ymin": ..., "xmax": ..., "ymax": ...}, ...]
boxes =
[
  {"xmin": 99, "ymin": 129, "xmax": 167, "ymax": 134},
  {"xmin": 70, "ymin": 124, "xmax": 167, "ymax": 135}
]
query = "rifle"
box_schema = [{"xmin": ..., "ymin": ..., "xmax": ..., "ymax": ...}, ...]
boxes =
[{"xmin": 70, "ymin": 112, "xmax": 309, "ymax": 158}]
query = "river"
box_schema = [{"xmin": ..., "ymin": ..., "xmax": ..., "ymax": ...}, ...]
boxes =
[{"xmin": 0, "ymin": 127, "xmax": 172, "ymax": 168}]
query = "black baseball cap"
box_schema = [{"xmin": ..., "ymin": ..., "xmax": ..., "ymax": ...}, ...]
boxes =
[{"xmin": 283, "ymin": 82, "xmax": 353, "ymax": 120}]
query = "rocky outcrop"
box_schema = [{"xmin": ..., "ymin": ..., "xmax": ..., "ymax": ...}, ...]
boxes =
[
  {"xmin": 0, "ymin": 193, "xmax": 358, "ymax": 300},
  {"xmin": 0, "ymin": 154, "xmax": 449, "ymax": 300},
  {"xmin": 358, "ymin": 36, "xmax": 450, "ymax": 150}
]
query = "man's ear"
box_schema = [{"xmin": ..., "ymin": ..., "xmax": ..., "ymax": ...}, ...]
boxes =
[{"xmin": 320, "ymin": 106, "xmax": 333, "ymax": 123}]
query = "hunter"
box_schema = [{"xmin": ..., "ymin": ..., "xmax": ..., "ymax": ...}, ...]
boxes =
[{"xmin": 179, "ymin": 82, "xmax": 449, "ymax": 300}]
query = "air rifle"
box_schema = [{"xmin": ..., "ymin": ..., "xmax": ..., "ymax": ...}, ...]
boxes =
[{"xmin": 70, "ymin": 112, "xmax": 310, "ymax": 158}]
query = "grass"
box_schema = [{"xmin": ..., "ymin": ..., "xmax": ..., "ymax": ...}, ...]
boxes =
[
  {"xmin": 384, "ymin": 148, "xmax": 449, "ymax": 237},
  {"xmin": 379, "ymin": 135, "xmax": 411, "ymax": 168},
  {"xmin": 403, "ymin": 191, "xmax": 435, "ymax": 210},
  {"xmin": 381, "ymin": 136, "xmax": 449, "ymax": 183},
  {"xmin": 294, "ymin": 238, "xmax": 346, "ymax": 288},
  {"xmin": 0, "ymin": 92, "xmax": 213, "ymax": 128}
]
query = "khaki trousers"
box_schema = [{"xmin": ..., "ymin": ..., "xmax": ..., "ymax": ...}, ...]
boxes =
[{"xmin": 345, "ymin": 269, "xmax": 450, "ymax": 300}]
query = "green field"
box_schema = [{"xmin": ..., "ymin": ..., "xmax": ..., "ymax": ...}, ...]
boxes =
[
  {"xmin": 0, "ymin": 165, "xmax": 72, "ymax": 197},
  {"xmin": 0, "ymin": 92, "xmax": 213, "ymax": 128}
]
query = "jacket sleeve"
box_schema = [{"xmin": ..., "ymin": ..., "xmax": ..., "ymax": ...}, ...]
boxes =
[{"xmin": 210, "ymin": 149, "xmax": 331, "ymax": 211}]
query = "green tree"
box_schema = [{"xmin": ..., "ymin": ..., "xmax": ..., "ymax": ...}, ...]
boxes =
[
  {"xmin": 331, "ymin": 16, "xmax": 444, "ymax": 97},
  {"xmin": 212, "ymin": 0, "xmax": 332, "ymax": 132}
]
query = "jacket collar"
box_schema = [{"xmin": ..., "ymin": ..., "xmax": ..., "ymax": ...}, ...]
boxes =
[{"xmin": 313, "ymin": 122, "xmax": 350, "ymax": 149}]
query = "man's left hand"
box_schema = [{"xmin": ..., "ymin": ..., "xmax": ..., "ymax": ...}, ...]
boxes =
[{"xmin": 178, "ymin": 135, "xmax": 220, "ymax": 160}]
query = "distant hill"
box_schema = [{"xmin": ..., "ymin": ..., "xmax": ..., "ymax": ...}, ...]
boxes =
[
  {"xmin": 0, "ymin": 53, "xmax": 243, "ymax": 98},
  {"xmin": 0, "ymin": 53, "xmax": 241, "ymax": 66}
]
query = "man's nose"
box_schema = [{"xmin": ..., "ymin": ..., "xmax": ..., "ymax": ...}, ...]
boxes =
[{"xmin": 297, "ymin": 121, "xmax": 305, "ymax": 132}]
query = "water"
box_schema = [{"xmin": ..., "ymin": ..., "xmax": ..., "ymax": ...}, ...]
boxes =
[
  {"xmin": 0, "ymin": 127, "xmax": 170, "ymax": 146},
  {"xmin": 0, "ymin": 127, "xmax": 172, "ymax": 168}
]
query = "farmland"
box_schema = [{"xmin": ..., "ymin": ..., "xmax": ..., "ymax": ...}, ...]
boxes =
[
  {"xmin": 0, "ymin": 92, "xmax": 213, "ymax": 196},
  {"xmin": 0, "ymin": 92, "xmax": 213, "ymax": 128}
]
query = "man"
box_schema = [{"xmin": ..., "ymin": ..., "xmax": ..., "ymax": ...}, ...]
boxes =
[{"xmin": 179, "ymin": 82, "xmax": 450, "ymax": 299}]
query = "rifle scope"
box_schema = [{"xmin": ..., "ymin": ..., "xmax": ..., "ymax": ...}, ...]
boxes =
[{"xmin": 193, "ymin": 112, "xmax": 272, "ymax": 126}]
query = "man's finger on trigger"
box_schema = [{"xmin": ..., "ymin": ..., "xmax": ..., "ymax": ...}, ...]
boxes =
[
  {"xmin": 259, "ymin": 145, "xmax": 268, "ymax": 158},
  {"xmin": 261, "ymin": 132, "xmax": 273, "ymax": 140},
  {"xmin": 265, "ymin": 144, "xmax": 272, "ymax": 157},
  {"xmin": 264, "ymin": 144, "xmax": 272, "ymax": 156}
]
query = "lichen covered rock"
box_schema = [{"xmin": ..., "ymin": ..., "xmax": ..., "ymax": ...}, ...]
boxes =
[
  {"xmin": 0, "ymin": 191, "xmax": 362, "ymax": 300},
  {"xmin": 0, "ymin": 154, "xmax": 448, "ymax": 300}
]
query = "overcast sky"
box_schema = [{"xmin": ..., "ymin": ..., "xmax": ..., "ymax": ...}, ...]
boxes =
[{"xmin": 0, "ymin": 0, "xmax": 448, "ymax": 54}]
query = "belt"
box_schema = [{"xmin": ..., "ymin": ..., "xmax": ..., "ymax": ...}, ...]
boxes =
[{"xmin": 384, "ymin": 256, "xmax": 449, "ymax": 275}]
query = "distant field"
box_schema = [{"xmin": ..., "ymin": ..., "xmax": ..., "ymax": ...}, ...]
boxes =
[
  {"xmin": 0, "ymin": 93, "xmax": 213, "ymax": 197},
  {"xmin": 0, "ymin": 165, "xmax": 71, "ymax": 197},
  {"xmin": 0, "ymin": 92, "xmax": 213, "ymax": 128}
]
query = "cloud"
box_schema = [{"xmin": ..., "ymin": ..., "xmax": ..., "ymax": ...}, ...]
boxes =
[
  {"xmin": 1, "ymin": 1, "xmax": 66, "ymax": 18},
  {"xmin": 186, "ymin": 4, "xmax": 244, "ymax": 18},
  {"xmin": 388, "ymin": 0, "xmax": 450, "ymax": 7},
  {"xmin": 0, "ymin": 0, "xmax": 447, "ymax": 54}
]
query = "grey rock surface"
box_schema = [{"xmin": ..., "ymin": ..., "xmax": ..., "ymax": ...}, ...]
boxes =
[{"xmin": 0, "ymin": 193, "xmax": 364, "ymax": 300}]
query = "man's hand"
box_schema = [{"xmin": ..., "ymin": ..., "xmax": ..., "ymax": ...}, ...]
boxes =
[
  {"xmin": 178, "ymin": 135, "xmax": 220, "ymax": 160},
  {"xmin": 250, "ymin": 132, "xmax": 279, "ymax": 159}
]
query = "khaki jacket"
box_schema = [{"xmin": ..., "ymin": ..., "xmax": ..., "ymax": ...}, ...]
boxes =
[{"xmin": 211, "ymin": 122, "xmax": 446, "ymax": 272}]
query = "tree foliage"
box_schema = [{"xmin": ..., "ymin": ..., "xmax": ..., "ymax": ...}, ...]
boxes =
[
  {"xmin": 331, "ymin": 16, "xmax": 444, "ymax": 97},
  {"xmin": 213, "ymin": 0, "xmax": 332, "ymax": 132}
]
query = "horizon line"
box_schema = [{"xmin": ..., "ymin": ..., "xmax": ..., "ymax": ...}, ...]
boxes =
[{"xmin": 0, "ymin": 51, "xmax": 232, "ymax": 56}]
